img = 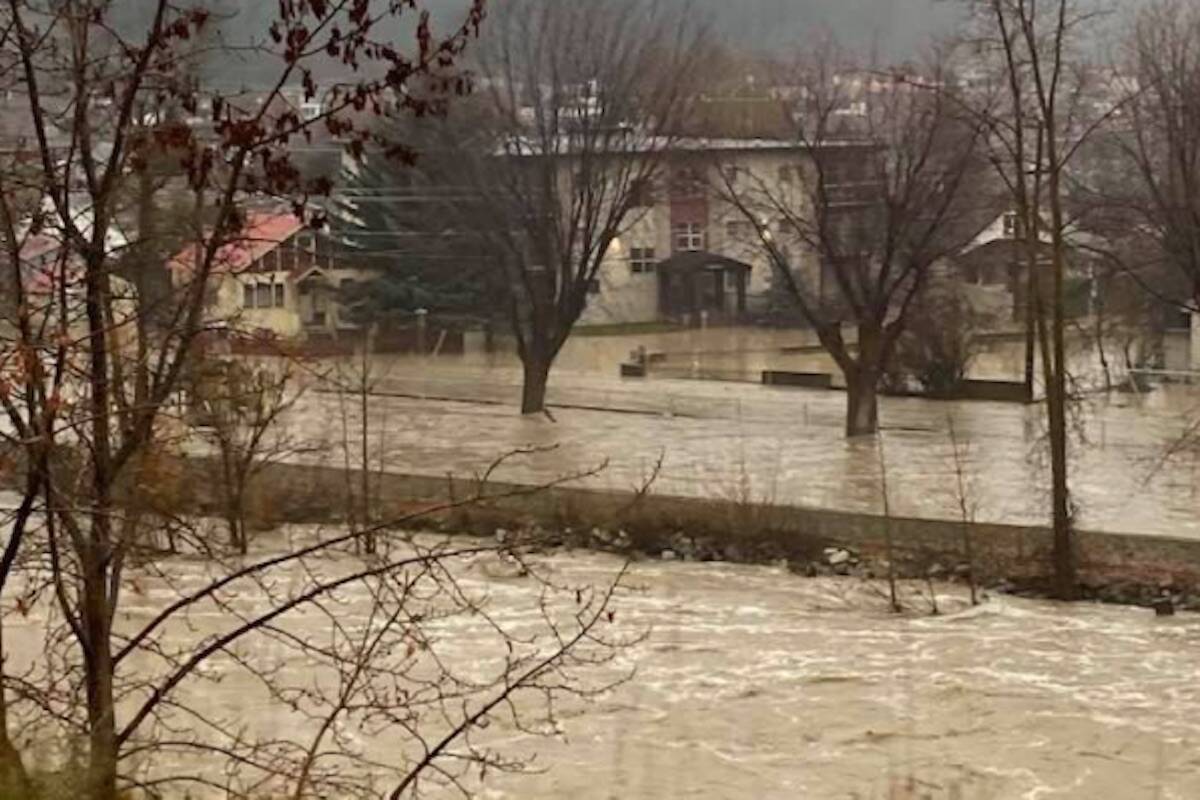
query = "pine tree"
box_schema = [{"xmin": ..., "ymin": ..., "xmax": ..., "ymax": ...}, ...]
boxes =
[{"xmin": 329, "ymin": 148, "xmax": 493, "ymax": 324}]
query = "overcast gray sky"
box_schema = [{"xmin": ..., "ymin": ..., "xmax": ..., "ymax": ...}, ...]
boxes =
[{"xmin": 693, "ymin": 0, "xmax": 965, "ymax": 55}]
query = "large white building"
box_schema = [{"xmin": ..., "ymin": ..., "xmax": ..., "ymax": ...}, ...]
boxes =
[{"xmin": 579, "ymin": 138, "xmax": 876, "ymax": 326}]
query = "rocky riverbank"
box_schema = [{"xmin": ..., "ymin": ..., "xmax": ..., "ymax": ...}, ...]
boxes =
[{"xmin": 477, "ymin": 520, "xmax": 1199, "ymax": 615}]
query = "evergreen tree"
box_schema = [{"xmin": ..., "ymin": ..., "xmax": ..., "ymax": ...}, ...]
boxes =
[{"xmin": 329, "ymin": 140, "xmax": 494, "ymax": 325}]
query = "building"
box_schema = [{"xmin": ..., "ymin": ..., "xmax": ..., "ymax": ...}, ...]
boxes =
[
  {"xmin": 169, "ymin": 211, "xmax": 377, "ymax": 341},
  {"xmin": 579, "ymin": 137, "xmax": 879, "ymax": 326}
]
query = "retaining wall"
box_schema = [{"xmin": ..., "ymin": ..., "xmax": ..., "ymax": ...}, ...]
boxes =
[{"xmin": 185, "ymin": 458, "xmax": 1200, "ymax": 589}]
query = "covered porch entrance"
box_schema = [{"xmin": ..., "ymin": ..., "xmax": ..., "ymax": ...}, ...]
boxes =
[{"xmin": 657, "ymin": 251, "xmax": 751, "ymax": 323}]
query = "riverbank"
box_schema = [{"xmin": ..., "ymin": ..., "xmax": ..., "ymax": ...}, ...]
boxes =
[{"xmin": 172, "ymin": 456, "xmax": 1200, "ymax": 612}]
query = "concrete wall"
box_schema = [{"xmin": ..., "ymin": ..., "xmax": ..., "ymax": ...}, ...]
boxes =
[{"xmin": 186, "ymin": 458, "xmax": 1200, "ymax": 591}]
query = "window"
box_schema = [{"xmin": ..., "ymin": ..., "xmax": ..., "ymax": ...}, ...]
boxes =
[
  {"xmin": 726, "ymin": 220, "xmax": 753, "ymax": 243},
  {"xmin": 244, "ymin": 281, "xmax": 283, "ymax": 309},
  {"xmin": 778, "ymin": 165, "xmax": 793, "ymax": 184},
  {"xmin": 630, "ymin": 177, "xmax": 656, "ymax": 207},
  {"xmin": 1002, "ymin": 212, "xmax": 1023, "ymax": 239},
  {"xmin": 775, "ymin": 217, "xmax": 802, "ymax": 239},
  {"xmin": 722, "ymin": 165, "xmax": 741, "ymax": 185},
  {"xmin": 671, "ymin": 166, "xmax": 704, "ymax": 198},
  {"xmin": 673, "ymin": 223, "xmax": 705, "ymax": 252},
  {"xmin": 629, "ymin": 246, "xmax": 657, "ymax": 274},
  {"xmin": 587, "ymin": 278, "xmax": 602, "ymax": 295},
  {"xmin": 301, "ymin": 101, "xmax": 322, "ymax": 121}
]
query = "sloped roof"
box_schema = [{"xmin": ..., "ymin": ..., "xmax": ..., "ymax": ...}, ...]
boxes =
[
  {"xmin": 658, "ymin": 250, "xmax": 752, "ymax": 274},
  {"xmin": 169, "ymin": 211, "xmax": 306, "ymax": 278}
]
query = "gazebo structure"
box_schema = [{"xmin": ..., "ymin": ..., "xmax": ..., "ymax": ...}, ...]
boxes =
[{"xmin": 656, "ymin": 251, "xmax": 752, "ymax": 321}]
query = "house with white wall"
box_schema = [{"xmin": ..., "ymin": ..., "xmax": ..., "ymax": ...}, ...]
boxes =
[
  {"xmin": 169, "ymin": 211, "xmax": 377, "ymax": 341},
  {"xmin": 578, "ymin": 138, "xmax": 876, "ymax": 326}
]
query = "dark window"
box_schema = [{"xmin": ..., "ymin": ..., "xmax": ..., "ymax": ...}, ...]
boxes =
[
  {"xmin": 673, "ymin": 223, "xmax": 705, "ymax": 252},
  {"xmin": 256, "ymin": 283, "xmax": 272, "ymax": 308},
  {"xmin": 629, "ymin": 247, "xmax": 657, "ymax": 274},
  {"xmin": 1002, "ymin": 212, "xmax": 1024, "ymax": 240},
  {"xmin": 274, "ymin": 283, "xmax": 285, "ymax": 307},
  {"xmin": 630, "ymin": 177, "xmax": 656, "ymax": 207},
  {"xmin": 243, "ymin": 283, "xmax": 255, "ymax": 309},
  {"xmin": 587, "ymin": 278, "xmax": 602, "ymax": 295},
  {"xmin": 671, "ymin": 166, "xmax": 704, "ymax": 198},
  {"xmin": 726, "ymin": 220, "xmax": 753, "ymax": 243}
]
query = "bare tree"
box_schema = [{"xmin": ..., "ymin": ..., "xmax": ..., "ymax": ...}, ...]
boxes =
[
  {"xmin": 1079, "ymin": 0, "xmax": 1200, "ymax": 316},
  {"xmin": 425, "ymin": 0, "xmax": 710, "ymax": 414},
  {"xmin": 946, "ymin": 414, "xmax": 979, "ymax": 606},
  {"xmin": 963, "ymin": 0, "xmax": 1109, "ymax": 599},
  {"xmin": 193, "ymin": 358, "xmax": 304, "ymax": 554},
  {"xmin": 0, "ymin": 1, "xmax": 648, "ymax": 797},
  {"xmin": 716, "ymin": 45, "xmax": 989, "ymax": 436}
]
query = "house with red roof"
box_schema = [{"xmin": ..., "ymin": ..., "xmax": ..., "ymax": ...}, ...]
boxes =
[{"xmin": 169, "ymin": 210, "xmax": 375, "ymax": 340}]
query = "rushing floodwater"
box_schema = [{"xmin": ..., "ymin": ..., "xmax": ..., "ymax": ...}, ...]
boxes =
[{"xmin": 7, "ymin": 527, "xmax": 1200, "ymax": 799}]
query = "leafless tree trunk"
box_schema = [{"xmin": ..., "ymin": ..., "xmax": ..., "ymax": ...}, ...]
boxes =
[
  {"xmin": 947, "ymin": 414, "xmax": 979, "ymax": 606},
  {"xmin": 876, "ymin": 433, "xmax": 901, "ymax": 613},
  {"xmin": 421, "ymin": 0, "xmax": 711, "ymax": 415},
  {"xmin": 963, "ymin": 0, "xmax": 1106, "ymax": 599},
  {"xmin": 0, "ymin": 2, "xmax": 575, "ymax": 796},
  {"xmin": 716, "ymin": 43, "xmax": 989, "ymax": 437},
  {"xmin": 198, "ymin": 360, "xmax": 303, "ymax": 555}
]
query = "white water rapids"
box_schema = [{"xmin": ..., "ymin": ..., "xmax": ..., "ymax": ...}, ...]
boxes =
[{"xmin": 6, "ymin": 533, "xmax": 1198, "ymax": 799}]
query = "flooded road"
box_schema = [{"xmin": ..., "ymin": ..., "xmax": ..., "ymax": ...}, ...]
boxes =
[
  {"xmin": 277, "ymin": 355, "xmax": 1200, "ymax": 539},
  {"xmin": 457, "ymin": 324, "xmax": 1134, "ymax": 388},
  {"xmin": 10, "ymin": 534, "xmax": 1200, "ymax": 799}
]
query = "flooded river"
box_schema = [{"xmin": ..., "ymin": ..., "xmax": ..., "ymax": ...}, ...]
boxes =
[
  {"xmin": 492, "ymin": 553, "xmax": 1200, "ymax": 800},
  {"xmin": 9, "ymin": 533, "xmax": 1200, "ymax": 799}
]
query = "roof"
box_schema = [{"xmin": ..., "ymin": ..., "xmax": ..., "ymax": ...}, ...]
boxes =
[
  {"xmin": 169, "ymin": 211, "xmax": 306, "ymax": 278},
  {"xmin": 499, "ymin": 134, "xmax": 873, "ymax": 159},
  {"xmin": 14, "ymin": 199, "xmax": 129, "ymax": 295},
  {"xmin": 657, "ymin": 250, "xmax": 752, "ymax": 274}
]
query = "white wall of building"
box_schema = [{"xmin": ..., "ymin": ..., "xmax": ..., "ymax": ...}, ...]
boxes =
[{"xmin": 577, "ymin": 147, "xmax": 817, "ymax": 325}]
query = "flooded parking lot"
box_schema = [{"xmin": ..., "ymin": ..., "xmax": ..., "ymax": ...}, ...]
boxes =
[{"xmin": 277, "ymin": 343, "xmax": 1200, "ymax": 538}]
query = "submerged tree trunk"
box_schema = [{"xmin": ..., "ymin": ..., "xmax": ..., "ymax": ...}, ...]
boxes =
[
  {"xmin": 0, "ymin": 622, "xmax": 29, "ymax": 797},
  {"xmin": 844, "ymin": 367, "xmax": 880, "ymax": 437},
  {"xmin": 1024, "ymin": 257, "xmax": 1037, "ymax": 401},
  {"xmin": 844, "ymin": 324, "xmax": 882, "ymax": 437},
  {"xmin": 1047, "ymin": 265, "xmax": 1075, "ymax": 598},
  {"xmin": 520, "ymin": 354, "xmax": 552, "ymax": 415},
  {"xmin": 82, "ymin": 550, "xmax": 118, "ymax": 800}
]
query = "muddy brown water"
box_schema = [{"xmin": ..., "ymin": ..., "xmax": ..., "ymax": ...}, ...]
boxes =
[
  {"xmin": 270, "ymin": 365, "xmax": 1200, "ymax": 539},
  {"xmin": 7, "ymin": 528, "xmax": 1200, "ymax": 799}
]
